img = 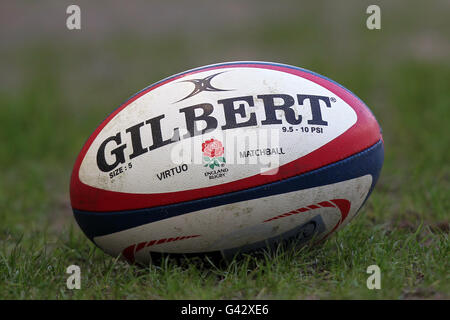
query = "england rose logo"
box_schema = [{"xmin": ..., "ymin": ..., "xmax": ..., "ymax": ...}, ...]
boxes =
[{"xmin": 202, "ymin": 139, "xmax": 226, "ymax": 169}]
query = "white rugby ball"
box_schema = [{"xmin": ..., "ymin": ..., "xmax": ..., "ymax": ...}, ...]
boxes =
[{"xmin": 70, "ymin": 61, "xmax": 384, "ymax": 264}]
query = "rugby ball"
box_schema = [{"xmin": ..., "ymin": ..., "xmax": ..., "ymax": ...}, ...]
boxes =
[{"xmin": 70, "ymin": 61, "xmax": 384, "ymax": 264}]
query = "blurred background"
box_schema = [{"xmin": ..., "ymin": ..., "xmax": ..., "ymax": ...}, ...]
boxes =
[{"xmin": 0, "ymin": 0, "xmax": 448, "ymax": 298}]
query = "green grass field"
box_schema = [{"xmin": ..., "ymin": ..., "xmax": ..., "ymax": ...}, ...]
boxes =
[{"xmin": 0, "ymin": 1, "xmax": 448, "ymax": 299}]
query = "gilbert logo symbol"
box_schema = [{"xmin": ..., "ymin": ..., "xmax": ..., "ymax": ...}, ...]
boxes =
[
  {"xmin": 175, "ymin": 72, "xmax": 232, "ymax": 102},
  {"xmin": 202, "ymin": 139, "xmax": 226, "ymax": 169}
]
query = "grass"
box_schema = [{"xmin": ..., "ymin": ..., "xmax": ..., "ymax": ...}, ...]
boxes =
[
  {"xmin": 0, "ymin": 2, "xmax": 448, "ymax": 299},
  {"xmin": 0, "ymin": 222, "xmax": 447, "ymax": 299}
]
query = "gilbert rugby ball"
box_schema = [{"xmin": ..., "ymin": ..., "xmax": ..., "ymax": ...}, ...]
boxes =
[{"xmin": 70, "ymin": 61, "xmax": 383, "ymax": 264}]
